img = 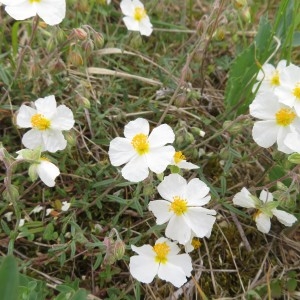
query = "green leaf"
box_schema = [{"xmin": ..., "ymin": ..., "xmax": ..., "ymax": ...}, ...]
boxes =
[
  {"xmin": 0, "ymin": 255, "xmax": 19, "ymax": 300},
  {"xmin": 69, "ymin": 289, "xmax": 88, "ymax": 300},
  {"xmin": 288, "ymin": 153, "xmax": 300, "ymax": 164}
]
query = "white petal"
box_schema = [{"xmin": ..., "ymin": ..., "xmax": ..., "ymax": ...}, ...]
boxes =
[
  {"xmin": 4, "ymin": 1, "xmax": 36, "ymax": 20},
  {"xmin": 124, "ymin": 118, "xmax": 149, "ymax": 139},
  {"xmin": 259, "ymin": 190, "xmax": 273, "ymax": 203},
  {"xmin": 186, "ymin": 178, "xmax": 210, "ymax": 206},
  {"xmin": 277, "ymin": 126, "xmax": 294, "ymax": 154},
  {"xmin": 157, "ymin": 173, "xmax": 187, "ymax": 201},
  {"xmin": 36, "ymin": 160, "xmax": 60, "ymax": 187},
  {"xmin": 168, "ymin": 253, "xmax": 193, "ymax": 276},
  {"xmin": 177, "ymin": 160, "xmax": 199, "ymax": 170},
  {"xmin": 148, "ymin": 124, "xmax": 175, "ymax": 147},
  {"xmin": 22, "ymin": 129, "xmax": 44, "ymax": 150},
  {"xmin": 17, "ymin": 105, "xmax": 36, "ymax": 128},
  {"xmin": 249, "ymin": 92, "xmax": 279, "ymax": 120},
  {"xmin": 148, "ymin": 200, "xmax": 172, "ymax": 224},
  {"xmin": 120, "ymin": 0, "xmax": 135, "ymax": 16},
  {"xmin": 36, "ymin": 0, "xmax": 66, "ymax": 26},
  {"xmin": 252, "ymin": 120, "xmax": 278, "ymax": 148},
  {"xmin": 284, "ymin": 132, "xmax": 300, "ymax": 152},
  {"xmin": 123, "ymin": 16, "xmax": 140, "ymax": 31},
  {"xmin": 131, "ymin": 244, "xmax": 155, "ymax": 257},
  {"xmin": 166, "ymin": 215, "xmax": 191, "ymax": 244},
  {"xmin": 129, "ymin": 255, "xmax": 158, "ymax": 284},
  {"xmin": 232, "ymin": 187, "xmax": 256, "ymax": 208},
  {"xmin": 50, "ymin": 105, "xmax": 74, "ymax": 130},
  {"xmin": 108, "ymin": 137, "xmax": 135, "ymax": 166},
  {"xmin": 139, "ymin": 18, "xmax": 153, "ymax": 36},
  {"xmin": 146, "ymin": 145, "xmax": 175, "ymax": 174},
  {"xmin": 185, "ymin": 207, "xmax": 216, "ymax": 238},
  {"xmin": 255, "ymin": 213, "xmax": 271, "ymax": 233},
  {"xmin": 61, "ymin": 201, "xmax": 70, "ymax": 211},
  {"xmin": 34, "ymin": 95, "xmax": 57, "ymax": 118},
  {"xmin": 272, "ymin": 209, "xmax": 297, "ymax": 227},
  {"xmin": 158, "ymin": 259, "xmax": 190, "ymax": 288},
  {"xmin": 121, "ymin": 155, "xmax": 149, "ymax": 182},
  {"xmin": 42, "ymin": 130, "xmax": 67, "ymax": 152}
]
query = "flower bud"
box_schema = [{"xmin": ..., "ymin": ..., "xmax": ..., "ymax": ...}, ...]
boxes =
[
  {"xmin": 73, "ymin": 28, "xmax": 88, "ymax": 40},
  {"xmin": 93, "ymin": 32, "xmax": 105, "ymax": 48},
  {"xmin": 233, "ymin": 0, "xmax": 247, "ymax": 9},
  {"xmin": 46, "ymin": 38, "xmax": 56, "ymax": 53},
  {"xmin": 129, "ymin": 34, "xmax": 143, "ymax": 49},
  {"xmin": 241, "ymin": 7, "xmax": 251, "ymax": 23},
  {"xmin": 68, "ymin": 51, "xmax": 83, "ymax": 67},
  {"xmin": 81, "ymin": 40, "xmax": 94, "ymax": 56},
  {"xmin": 223, "ymin": 120, "xmax": 244, "ymax": 135},
  {"xmin": 56, "ymin": 28, "xmax": 66, "ymax": 44},
  {"xmin": 112, "ymin": 239, "xmax": 126, "ymax": 260},
  {"xmin": 65, "ymin": 131, "xmax": 77, "ymax": 147}
]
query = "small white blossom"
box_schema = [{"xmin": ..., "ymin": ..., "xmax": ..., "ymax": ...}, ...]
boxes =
[
  {"xmin": 109, "ymin": 118, "xmax": 175, "ymax": 182},
  {"xmin": 170, "ymin": 151, "xmax": 199, "ymax": 170},
  {"xmin": 46, "ymin": 208, "xmax": 54, "ymax": 216},
  {"xmin": 19, "ymin": 219, "xmax": 25, "ymax": 227},
  {"xmin": 61, "ymin": 201, "xmax": 70, "ymax": 211},
  {"xmin": 30, "ymin": 205, "xmax": 43, "ymax": 214},
  {"xmin": 120, "ymin": 0, "xmax": 153, "ymax": 36},
  {"xmin": 233, "ymin": 187, "xmax": 297, "ymax": 233},
  {"xmin": 4, "ymin": 212, "xmax": 13, "ymax": 222},
  {"xmin": 1, "ymin": 0, "xmax": 66, "ymax": 26},
  {"xmin": 149, "ymin": 174, "xmax": 216, "ymax": 244},
  {"xmin": 17, "ymin": 95, "xmax": 74, "ymax": 153},
  {"xmin": 253, "ymin": 60, "xmax": 287, "ymax": 94},
  {"xmin": 129, "ymin": 237, "xmax": 192, "ymax": 288},
  {"xmin": 249, "ymin": 91, "xmax": 300, "ymax": 153}
]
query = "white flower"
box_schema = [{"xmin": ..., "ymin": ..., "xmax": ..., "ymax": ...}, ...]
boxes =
[
  {"xmin": 46, "ymin": 208, "xmax": 54, "ymax": 216},
  {"xmin": 170, "ymin": 151, "xmax": 199, "ymax": 170},
  {"xmin": 249, "ymin": 91, "xmax": 300, "ymax": 153},
  {"xmin": 17, "ymin": 95, "xmax": 74, "ymax": 153},
  {"xmin": 61, "ymin": 201, "xmax": 70, "ymax": 211},
  {"xmin": 253, "ymin": 60, "xmax": 287, "ymax": 94},
  {"xmin": 233, "ymin": 187, "xmax": 297, "ymax": 233},
  {"xmin": 120, "ymin": 0, "xmax": 153, "ymax": 36},
  {"xmin": 108, "ymin": 118, "xmax": 175, "ymax": 182},
  {"xmin": 148, "ymin": 174, "xmax": 216, "ymax": 244},
  {"xmin": 30, "ymin": 205, "xmax": 43, "ymax": 214},
  {"xmin": 129, "ymin": 237, "xmax": 192, "ymax": 288},
  {"xmin": 16, "ymin": 150, "xmax": 60, "ymax": 187},
  {"xmin": 19, "ymin": 219, "xmax": 25, "ymax": 227},
  {"xmin": 1, "ymin": 0, "xmax": 66, "ymax": 26},
  {"xmin": 275, "ymin": 64, "xmax": 300, "ymax": 115},
  {"xmin": 4, "ymin": 212, "xmax": 13, "ymax": 222},
  {"xmin": 184, "ymin": 235, "xmax": 202, "ymax": 253},
  {"xmin": 284, "ymin": 131, "xmax": 300, "ymax": 153}
]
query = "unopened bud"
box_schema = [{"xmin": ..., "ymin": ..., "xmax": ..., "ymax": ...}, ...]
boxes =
[
  {"xmin": 56, "ymin": 28, "xmax": 66, "ymax": 44},
  {"xmin": 213, "ymin": 27, "xmax": 226, "ymax": 41},
  {"xmin": 73, "ymin": 28, "xmax": 88, "ymax": 40},
  {"xmin": 82, "ymin": 40, "xmax": 94, "ymax": 56},
  {"xmin": 93, "ymin": 32, "xmax": 105, "ymax": 48},
  {"xmin": 241, "ymin": 7, "xmax": 251, "ymax": 23},
  {"xmin": 68, "ymin": 51, "xmax": 83, "ymax": 67},
  {"xmin": 129, "ymin": 34, "xmax": 143, "ymax": 49},
  {"xmin": 112, "ymin": 239, "xmax": 126, "ymax": 260},
  {"xmin": 65, "ymin": 131, "xmax": 76, "ymax": 147},
  {"xmin": 223, "ymin": 120, "xmax": 244, "ymax": 135},
  {"xmin": 38, "ymin": 21, "xmax": 47, "ymax": 29},
  {"xmin": 76, "ymin": 94, "xmax": 91, "ymax": 109},
  {"xmin": 46, "ymin": 38, "xmax": 56, "ymax": 53},
  {"xmin": 233, "ymin": 0, "xmax": 247, "ymax": 9}
]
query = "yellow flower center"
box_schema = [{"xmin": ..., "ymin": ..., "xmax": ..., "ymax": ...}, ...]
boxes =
[
  {"xmin": 29, "ymin": 0, "xmax": 41, "ymax": 3},
  {"xmin": 133, "ymin": 7, "xmax": 147, "ymax": 21},
  {"xmin": 131, "ymin": 133, "xmax": 149, "ymax": 155},
  {"xmin": 170, "ymin": 196, "xmax": 188, "ymax": 216},
  {"xmin": 40, "ymin": 156, "xmax": 50, "ymax": 162},
  {"xmin": 270, "ymin": 71, "xmax": 280, "ymax": 86},
  {"xmin": 191, "ymin": 238, "xmax": 201, "ymax": 250},
  {"xmin": 293, "ymin": 83, "xmax": 300, "ymax": 99},
  {"xmin": 173, "ymin": 151, "xmax": 186, "ymax": 164},
  {"xmin": 31, "ymin": 113, "xmax": 51, "ymax": 130},
  {"xmin": 275, "ymin": 108, "xmax": 296, "ymax": 126},
  {"xmin": 153, "ymin": 242, "xmax": 170, "ymax": 264}
]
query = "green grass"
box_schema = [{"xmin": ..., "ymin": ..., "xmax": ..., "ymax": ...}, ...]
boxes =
[{"xmin": 0, "ymin": 0, "xmax": 300, "ymax": 299}]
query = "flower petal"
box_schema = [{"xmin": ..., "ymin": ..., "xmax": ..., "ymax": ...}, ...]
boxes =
[
  {"xmin": 146, "ymin": 145, "xmax": 175, "ymax": 174},
  {"xmin": 165, "ymin": 215, "xmax": 191, "ymax": 244},
  {"xmin": 123, "ymin": 16, "xmax": 140, "ymax": 31},
  {"xmin": 259, "ymin": 190, "xmax": 273, "ymax": 203},
  {"xmin": 120, "ymin": 0, "xmax": 135, "ymax": 16},
  {"xmin": 233, "ymin": 187, "xmax": 256, "ymax": 208},
  {"xmin": 186, "ymin": 178, "xmax": 210, "ymax": 206},
  {"xmin": 277, "ymin": 126, "xmax": 293, "ymax": 154},
  {"xmin": 255, "ymin": 213, "xmax": 271, "ymax": 233},
  {"xmin": 129, "ymin": 255, "xmax": 158, "ymax": 284},
  {"xmin": 158, "ymin": 259, "xmax": 190, "ymax": 288},
  {"xmin": 252, "ymin": 120, "xmax": 278, "ymax": 148},
  {"xmin": 124, "ymin": 118, "xmax": 149, "ymax": 139},
  {"xmin": 139, "ymin": 18, "xmax": 153, "ymax": 36},
  {"xmin": 185, "ymin": 207, "xmax": 216, "ymax": 238},
  {"xmin": 36, "ymin": 160, "xmax": 60, "ymax": 187},
  {"xmin": 284, "ymin": 132, "xmax": 300, "ymax": 152},
  {"xmin": 177, "ymin": 160, "xmax": 199, "ymax": 170},
  {"xmin": 157, "ymin": 173, "xmax": 187, "ymax": 201},
  {"xmin": 148, "ymin": 124, "xmax": 175, "ymax": 147},
  {"xmin": 272, "ymin": 209, "xmax": 297, "ymax": 227},
  {"xmin": 121, "ymin": 155, "xmax": 149, "ymax": 182},
  {"xmin": 22, "ymin": 129, "xmax": 44, "ymax": 150},
  {"xmin": 34, "ymin": 95, "xmax": 57, "ymax": 118},
  {"xmin": 108, "ymin": 137, "xmax": 135, "ymax": 166},
  {"xmin": 148, "ymin": 200, "xmax": 172, "ymax": 225},
  {"xmin": 4, "ymin": 1, "xmax": 36, "ymax": 20},
  {"xmin": 50, "ymin": 105, "xmax": 74, "ymax": 130},
  {"xmin": 131, "ymin": 244, "xmax": 155, "ymax": 257},
  {"xmin": 42, "ymin": 130, "xmax": 67, "ymax": 152},
  {"xmin": 36, "ymin": 0, "xmax": 66, "ymax": 25},
  {"xmin": 168, "ymin": 253, "xmax": 193, "ymax": 276},
  {"xmin": 17, "ymin": 105, "xmax": 37, "ymax": 128}
]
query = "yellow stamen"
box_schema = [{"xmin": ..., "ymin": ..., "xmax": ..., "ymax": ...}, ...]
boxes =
[
  {"xmin": 293, "ymin": 83, "xmax": 300, "ymax": 99},
  {"xmin": 133, "ymin": 7, "xmax": 147, "ymax": 21},
  {"xmin": 174, "ymin": 151, "xmax": 186, "ymax": 164},
  {"xmin": 31, "ymin": 114, "xmax": 51, "ymax": 130},
  {"xmin": 131, "ymin": 133, "xmax": 149, "ymax": 155},
  {"xmin": 191, "ymin": 238, "xmax": 201, "ymax": 250},
  {"xmin": 40, "ymin": 156, "xmax": 50, "ymax": 162},
  {"xmin": 153, "ymin": 242, "xmax": 170, "ymax": 264},
  {"xmin": 29, "ymin": 0, "xmax": 41, "ymax": 3},
  {"xmin": 170, "ymin": 196, "xmax": 188, "ymax": 216},
  {"xmin": 275, "ymin": 108, "xmax": 296, "ymax": 126},
  {"xmin": 270, "ymin": 71, "xmax": 280, "ymax": 86}
]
